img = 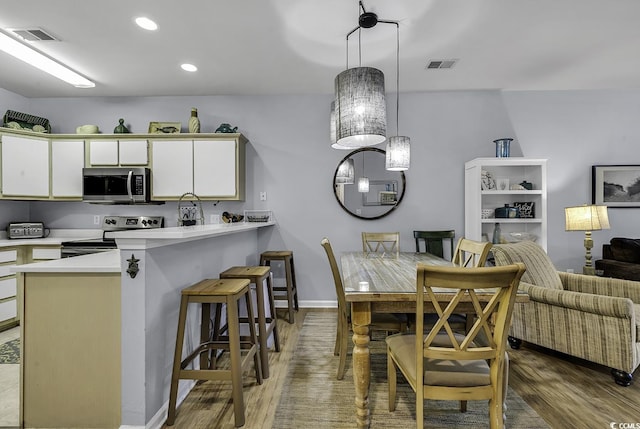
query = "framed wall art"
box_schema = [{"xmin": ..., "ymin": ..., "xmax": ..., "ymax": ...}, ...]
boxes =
[{"xmin": 592, "ymin": 165, "xmax": 640, "ymax": 208}]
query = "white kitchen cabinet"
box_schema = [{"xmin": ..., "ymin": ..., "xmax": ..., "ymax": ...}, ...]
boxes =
[
  {"xmin": 89, "ymin": 139, "xmax": 148, "ymax": 166},
  {"xmin": 464, "ymin": 157, "xmax": 547, "ymax": 251},
  {"xmin": 151, "ymin": 135, "xmax": 246, "ymax": 200},
  {"xmin": 51, "ymin": 140, "xmax": 85, "ymax": 197},
  {"xmin": 193, "ymin": 139, "xmax": 238, "ymax": 197},
  {"xmin": 0, "ymin": 248, "xmax": 19, "ymax": 331},
  {"xmin": 1, "ymin": 134, "xmax": 50, "ymax": 197}
]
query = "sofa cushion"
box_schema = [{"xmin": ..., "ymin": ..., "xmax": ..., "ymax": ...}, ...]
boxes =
[
  {"xmin": 609, "ymin": 238, "xmax": 640, "ymax": 264},
  {"xmin": 492, "ymin": 241, "xmax": 563, "ymax": 290}
]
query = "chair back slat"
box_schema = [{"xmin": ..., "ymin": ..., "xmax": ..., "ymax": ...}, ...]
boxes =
[
  {"xmin": 362, "ymin": 232, "xmax": 400, "ymax": 258},
  {"xmin": 416, "ymin": 264, "xmax": 526, "ymax": 366},
  {"xmin": 452, "ymin": 238, "xmax": 492, "ymax": 268},
  {"xmin": 413, "ymin": 230, "xmax": 456, "ymax": 260}
]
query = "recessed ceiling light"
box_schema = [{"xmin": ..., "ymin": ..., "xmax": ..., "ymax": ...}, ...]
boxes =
[
  {"xmin": 135, "ymin": 17, "xmax": 158, "ymax": 31},
  {"xmin": 181, "ymin": 63, "xmax": 197, "ymax": 72}
]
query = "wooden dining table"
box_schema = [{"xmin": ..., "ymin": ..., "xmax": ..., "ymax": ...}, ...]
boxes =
[{"xmin": 340, "ymin": 251, "xmax": 529, "ymax": 428}]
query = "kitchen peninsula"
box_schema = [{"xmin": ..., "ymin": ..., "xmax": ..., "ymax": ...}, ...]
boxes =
[{"xmin": 14, "ymin": 221, "xmax": 275, "ymax": 428}]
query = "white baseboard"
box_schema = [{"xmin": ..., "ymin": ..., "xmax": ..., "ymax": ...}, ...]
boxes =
[{"xmin": 120, "ymin": 380, "xmax": 196, "ymax": 429}]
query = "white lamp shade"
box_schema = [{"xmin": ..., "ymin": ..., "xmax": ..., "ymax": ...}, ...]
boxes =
[
  {"xmin": 358, "ymin": 177, "xmax": 370, "ymax": 193},
  {"xmin": 565, "ymin": 205, "xmax": 610, "ymax": 231},
  {"xmin": 335, "ymin": 67, "xmax": 387, "ymax": 148},
  {"xmin": 336, "ymin": 158, "xmax": 355, "ymax": 184},
  {"xmin": 385, "ymin": 136, "xmax": 411, "ymax": 171}
]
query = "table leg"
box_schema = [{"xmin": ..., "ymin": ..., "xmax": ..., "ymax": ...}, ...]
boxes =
[{"xmin": 351, "ymin": 302, "xmax": 371, "ymax": 429}]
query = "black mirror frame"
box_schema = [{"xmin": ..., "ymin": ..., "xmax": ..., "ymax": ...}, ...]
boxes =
[{"xmin": 332, "ymin": 147, "xmax": 407, "ymax": 220}]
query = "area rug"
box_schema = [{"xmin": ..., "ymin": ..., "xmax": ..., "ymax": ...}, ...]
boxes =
[
  {"xmin": 0, "ymin": 338, "xmax": 19, "ymax": 364},
  {"xmin": 273, "ymin": 312, "xmax": 550, "ymax": 428}
]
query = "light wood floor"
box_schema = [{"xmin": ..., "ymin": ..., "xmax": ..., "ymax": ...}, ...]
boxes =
[{"xmin": 163, "ymin": 309, "xmax": 639, "ymax": 428}]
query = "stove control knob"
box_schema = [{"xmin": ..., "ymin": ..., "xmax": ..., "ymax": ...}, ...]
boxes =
[
  {"xmin": 152, "ymin": 219, "xmax": 158, "ymax": 224},
  {"xmin": 142, "ymin": 220, "xmax": 148, "ymax": 226}
]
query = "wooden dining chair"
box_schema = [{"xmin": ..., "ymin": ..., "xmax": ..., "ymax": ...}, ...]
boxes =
[
  {"xmin": 321, "ymin": 237, "xmax": 407, "ymax": 380},
  {"xmin": 386, "ymin": 263, "xmax": 526, "ymax": 429},
  {"xmin": 362, "ymin": 232, "xmax": 400, "ymax": 258},
  {"xmin": 413, "ymin": 230, "xmax": 455, "ymax": 260},
  {"xmin": 452, "ymin": 238, "xmax": 492, "ymax": 268}
]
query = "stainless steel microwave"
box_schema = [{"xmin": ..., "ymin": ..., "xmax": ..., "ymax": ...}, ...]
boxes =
[{"xmin": 82, "ymin": 167, "xmax": 152, "ymax": 204}]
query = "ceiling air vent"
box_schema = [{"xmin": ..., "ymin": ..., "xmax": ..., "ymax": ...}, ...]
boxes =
[
  {"xmin": 10, "ymin": 28, "xmax": 58, "ymax": 42},
  {"xmin": 426, "ymin": 59, "xmax": 457, "ymax": 70}
]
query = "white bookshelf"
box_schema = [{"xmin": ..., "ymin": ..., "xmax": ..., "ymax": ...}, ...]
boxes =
[{"xmin": 464, "ymin": 157, "xmax": 547, "ymax": 251}]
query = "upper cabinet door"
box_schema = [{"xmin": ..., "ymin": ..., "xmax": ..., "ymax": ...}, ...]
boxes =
[
  {"xmin": 51, "ymin": 140, "xmax": 85, "ymax": 197},
  {"xmin": 89, "ymin": 139, "xmax": 148, "ymax": 166},
  {"xmin": 1, "ymin": 135, "xmax": 50, "ymax": 197},
  {"xmin": 151, "ymin": 140, "xmax": 193, "ymax": 198},
  {"xmin": 119, "ymin": 140, "xmax": 148, "ymax": 165},
  {"xmin": 193, "ymin": 140, "xmax": 237, "ymax": 197},
  {"xmin": 89, "ymin": 140, "xmax": 119, "ymax": 165}
]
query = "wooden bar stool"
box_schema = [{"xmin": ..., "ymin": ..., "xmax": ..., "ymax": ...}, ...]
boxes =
[
  {"xmin": 219, "ymin": 266, "xmax": 280, "ymax": 379},
  {"xmin": 260, "ymin": 250, "xmax": 299, "ymax": 324},
  {"xmin": 166, "ymin": 278, "xmax": 262, "ymax": 428}
]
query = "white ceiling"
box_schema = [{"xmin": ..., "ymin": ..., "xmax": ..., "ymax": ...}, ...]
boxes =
[{"xmin": 1, "ymin": 0, "xmax": 640, "ymax": 98}]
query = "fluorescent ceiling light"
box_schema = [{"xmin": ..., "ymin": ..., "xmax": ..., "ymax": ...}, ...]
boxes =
[
  {"xmin": 0, "ymin": 30, "xmax": 94, "ymax": 88},
  {"xmin": 135, "ymin": 17, "xmax": 158, "ymax": 31},
  {"xmin": 181, "ymin": 63, "xmax": 197, "ymax": 72}
]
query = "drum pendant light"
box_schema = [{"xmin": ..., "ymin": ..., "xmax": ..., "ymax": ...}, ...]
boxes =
[
  {"xmin": 333, "ymin": 1, "xmax": 391, "ymax": 148},
  {"xmin": 335, "ymin": 67, "xmax": 386, "ymax": 147},
  {"xmin": 336, "ymin": 158, "xmax": 355, "ymax": 184},
  {"xmin": 385, "ymin": 21, "xmax": 410, "ymax": 171}
]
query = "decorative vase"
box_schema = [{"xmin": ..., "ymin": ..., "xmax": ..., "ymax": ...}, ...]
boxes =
[
  {"xmin": 493, "ymin": 138, "xmax": 513, "ymax": 157},
  {"xmin": 114, "ymin": 118, "xmax": 130, "ymax": 134},
  {"xmin": 188, "ymin": 108, "xmax": 200, "ymax": 133},
  {"xmin": 492, "ymin": 223, "xmax": 501, "ymax": 244}
]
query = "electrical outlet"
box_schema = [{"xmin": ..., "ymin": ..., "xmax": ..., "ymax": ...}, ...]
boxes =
[
  {"xmin": 210, "ymin": 214, "xmax": 220, "ymax": 224},
  {"xmin": 260, "ymin": 191, "xmax": 267, "ymax": 201},
  {"xmin": 93, "ymin": 215, "xmax": 100, "ymax": 225}
]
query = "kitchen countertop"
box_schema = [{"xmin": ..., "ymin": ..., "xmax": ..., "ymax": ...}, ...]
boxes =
[
  {"xmin": 112, "ymin": 221, "xmax": 276, "ymax": 250},
  {"xmin": 8, "ymin": 222, "xmax": 275, "ymax": 272},
  {"xmin": 12, "ymin": 249, "xmax": 121, "ymax": 273}
]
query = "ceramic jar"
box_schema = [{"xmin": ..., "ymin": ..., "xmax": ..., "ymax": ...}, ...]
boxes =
[{"xmin": 188, "ymin": 108, "xmax": 200, "ymax": 133}]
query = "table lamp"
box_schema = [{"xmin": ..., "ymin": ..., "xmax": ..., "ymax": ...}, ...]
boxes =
[{"xmin": 565, "ymin": 205, "xmax": 610, "ymax": 275}]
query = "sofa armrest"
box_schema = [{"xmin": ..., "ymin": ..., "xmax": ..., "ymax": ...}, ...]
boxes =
[
  {"xmin": 558, "ymin": 271, "xmax": 640, "ymax": 304},
  {"xmin": 518, "ymin": 281, "xmax": 634, "ymax": 318}
]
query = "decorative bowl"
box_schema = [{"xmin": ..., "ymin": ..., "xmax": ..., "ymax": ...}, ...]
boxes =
[
  {"xmin": 507, "ymin": 232, "xmax": 537, "ymax": 242},
  {"xmin": 76, "ymin": 124, "xmax": 99, "ymax": 134}
]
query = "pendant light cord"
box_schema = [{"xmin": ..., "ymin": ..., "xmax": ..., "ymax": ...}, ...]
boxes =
[{"xmin": 395, "ymin": 22, "xmax": 400, "ymax": 135}]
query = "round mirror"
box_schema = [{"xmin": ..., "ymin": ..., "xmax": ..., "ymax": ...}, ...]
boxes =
[{"xmin": 333, "ymin": 147, "xmax": 406, "ymax": 220}]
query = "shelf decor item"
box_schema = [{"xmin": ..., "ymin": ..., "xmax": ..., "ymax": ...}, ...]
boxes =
[
  {"xmin": 114, "ymin": 118, "xmax": 130, "ymax": 133},
  {"xmin": 215, "ymin": 123, "xmax": 238, "ymax": 133},
  {"xmin": 188, "ymin": 108, "xmax": 200, "ymax": 133},
  {"xmin": 513, "ymin": 201, "xmax": 535, "ymax": 218},
  {"xmin": 3, "ymin": 110, "xmax": 51, "ymax": 133},
  {"xmin": 149, "ymin": 122, "xmax": 181, "ymax": 134},
  {"xmin": 493, "ymin": 138, "xmax": 513, "ymax": 157},
  {"xmin": 495, "ymin": 204, "xmax": 519, "ymax": 219}
]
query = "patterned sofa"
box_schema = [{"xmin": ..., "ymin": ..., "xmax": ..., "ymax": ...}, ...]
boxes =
[{"xmin": 492, "ymin": 241, "xmax": 640, "ymax": 386}]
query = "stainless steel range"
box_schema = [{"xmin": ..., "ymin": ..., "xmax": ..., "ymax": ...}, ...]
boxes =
[{"xmin": 61, "ymin": 215, "xmax": 164, "ymax": 258}]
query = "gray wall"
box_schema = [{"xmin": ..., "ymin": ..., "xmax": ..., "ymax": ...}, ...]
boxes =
[{"xmin": 2, "ymin": 88, "xmax": 639, "ymax": 303}]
